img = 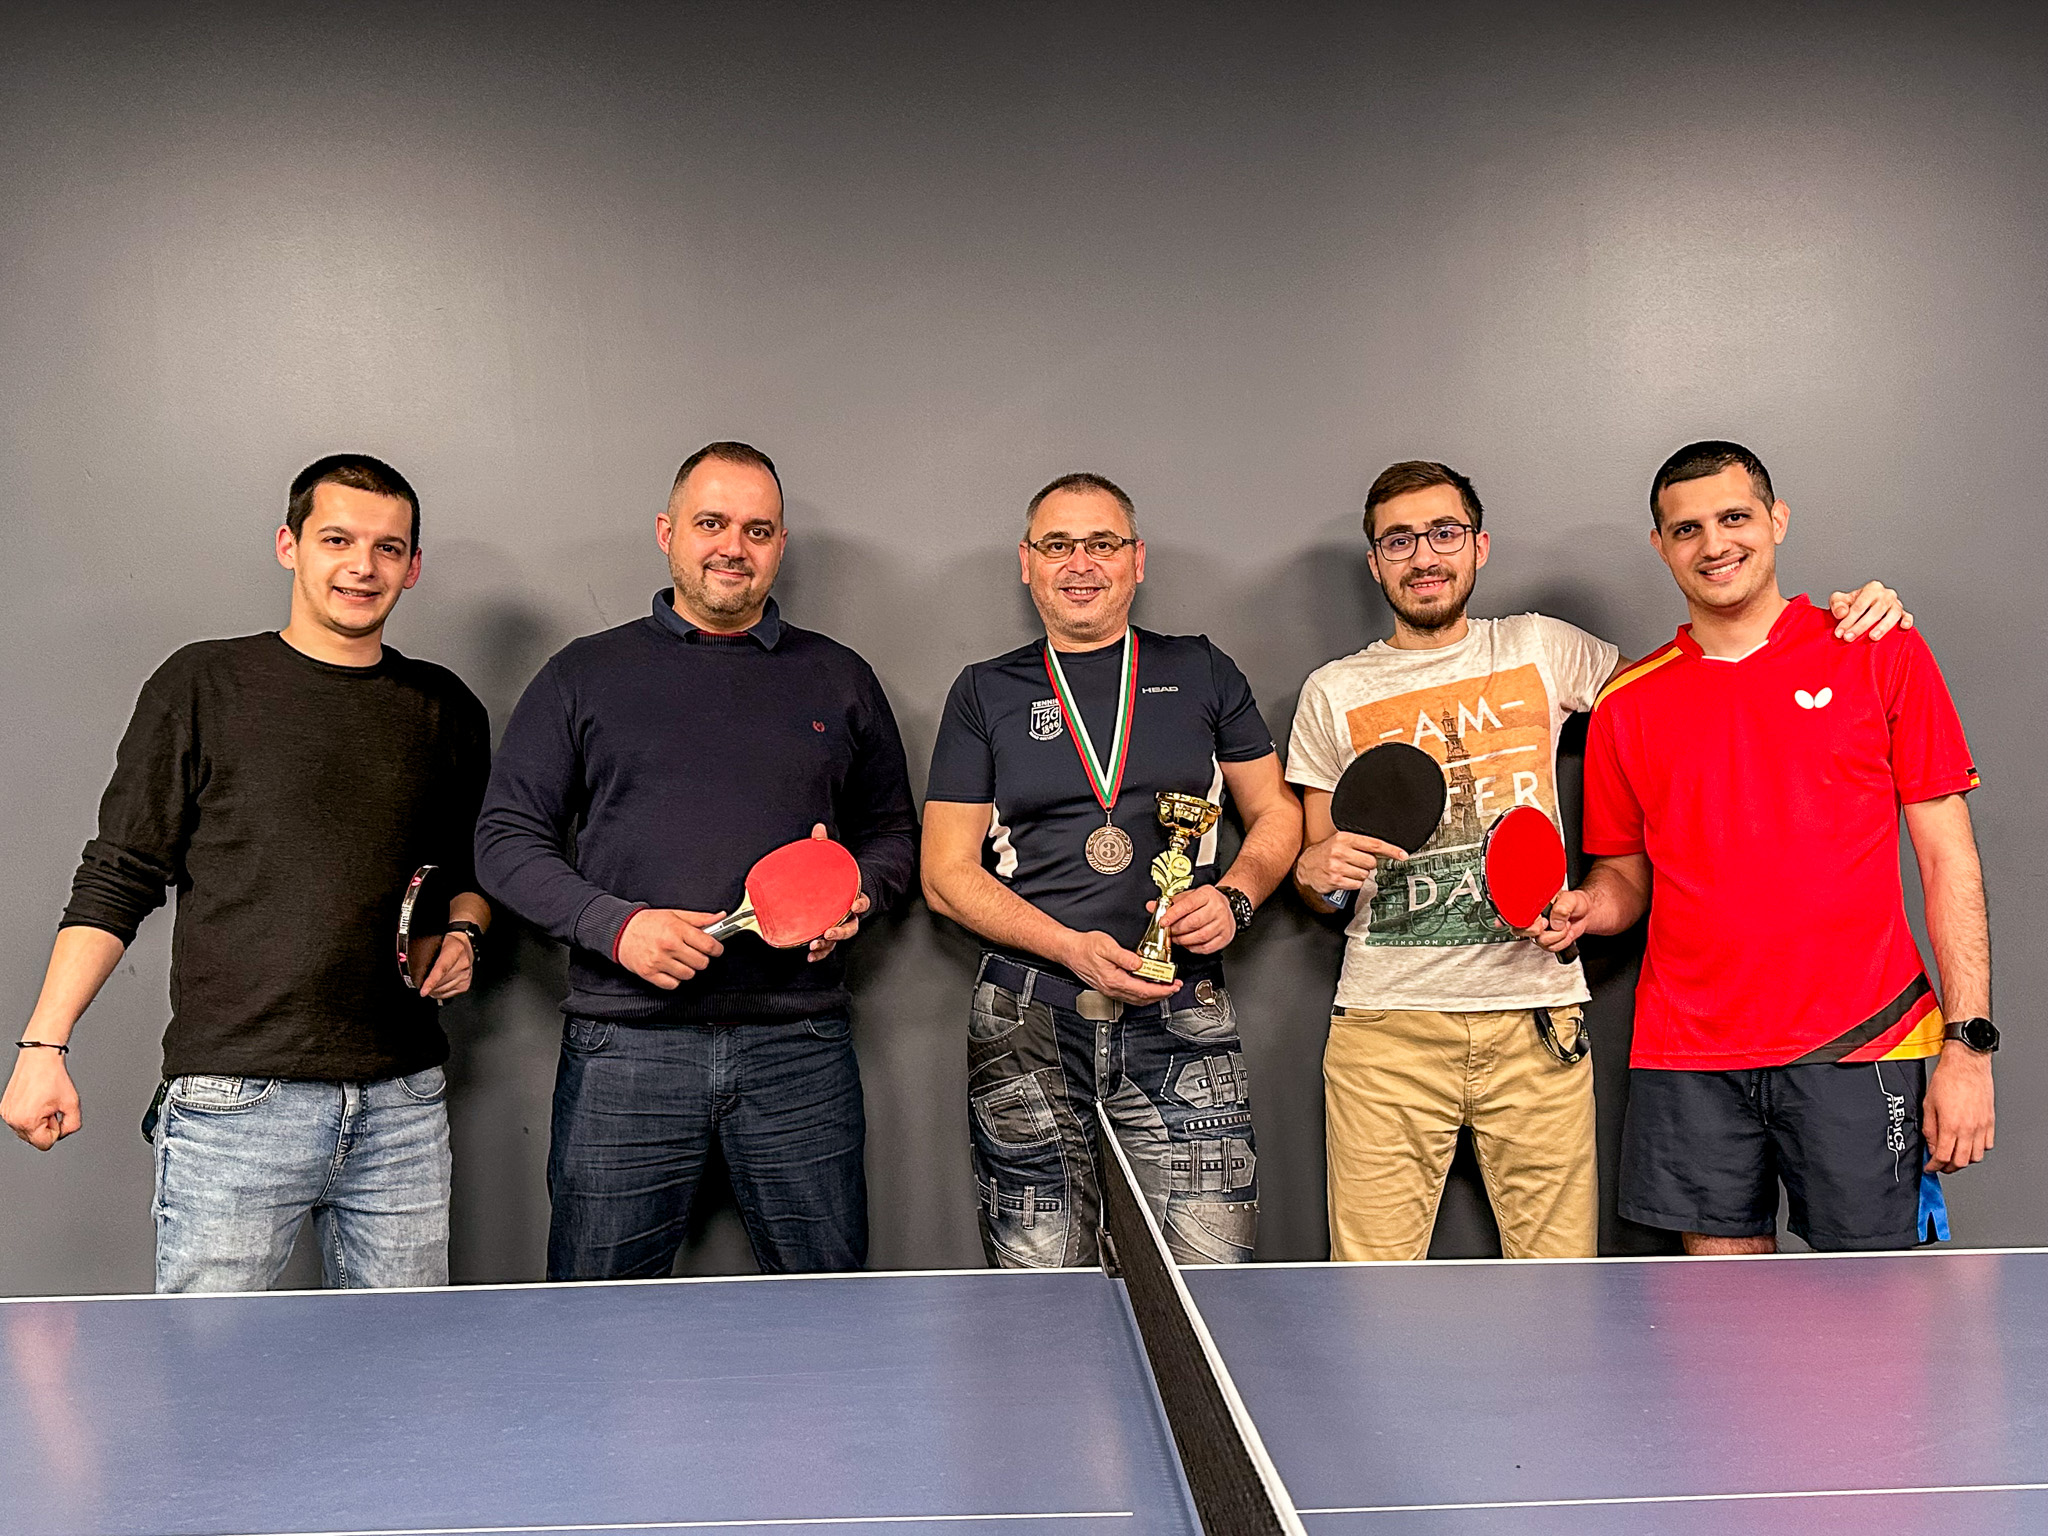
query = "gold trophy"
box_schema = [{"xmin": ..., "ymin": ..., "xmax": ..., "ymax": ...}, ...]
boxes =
[{"xmin": 1134, "ymin": 791, "xmax": 1223, "ymax": 982}]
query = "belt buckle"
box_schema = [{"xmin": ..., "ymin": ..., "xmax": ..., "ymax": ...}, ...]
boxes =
[{"xmin": 1076, "ymin": 990, "xmax": 1122, "ymax": 1022}]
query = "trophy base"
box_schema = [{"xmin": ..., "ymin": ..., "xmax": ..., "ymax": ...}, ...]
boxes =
[{"xmin": 1133, "ymin": 956, "xmax": 1177, "ymax": 983}]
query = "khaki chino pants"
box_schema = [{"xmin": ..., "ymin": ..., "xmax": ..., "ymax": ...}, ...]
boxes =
[{"xmin": 1324, "ymin": 1005, "xmax": 1597, "ymax": 1260}]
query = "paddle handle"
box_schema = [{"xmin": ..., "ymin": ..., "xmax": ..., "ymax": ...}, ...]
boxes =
[
  {"xmin": 1542, "ymin": 897, "xmax": 1579, "ymax": 965},
  {"xmin": 703, "ymin": 903, "xmax": 757, "ymax": 942}
]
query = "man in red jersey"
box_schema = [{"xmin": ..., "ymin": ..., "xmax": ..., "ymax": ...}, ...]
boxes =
[{"xmin": 1538, "ymin": 441, "xmax": 1994, "ymax": 1253}]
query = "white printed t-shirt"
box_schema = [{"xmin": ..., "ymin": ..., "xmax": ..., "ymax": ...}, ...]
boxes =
[{"xmin": 1286, "ymin": 614, "xmax": 1619, "ymax": 1013}]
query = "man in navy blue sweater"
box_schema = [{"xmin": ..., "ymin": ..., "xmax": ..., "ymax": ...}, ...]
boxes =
[{"xmin": 475, "ymin": 442, "xmax": 917, "ymax": 1279}]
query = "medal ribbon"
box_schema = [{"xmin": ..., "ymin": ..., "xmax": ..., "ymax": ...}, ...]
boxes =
[{"xmin": 1043, "ymin": 628, "xmax": 1138, "ymax": 815}]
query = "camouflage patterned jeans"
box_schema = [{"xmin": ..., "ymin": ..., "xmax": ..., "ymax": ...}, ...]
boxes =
[{"xmin": 967, "ymin": 955, "xmax": 1257, "ymax": 1267}]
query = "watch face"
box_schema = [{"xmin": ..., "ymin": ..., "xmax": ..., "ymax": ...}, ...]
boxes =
[{"xmin": 1962, "ymin": 1018, "xmax": 1999, "ymax": 1051}]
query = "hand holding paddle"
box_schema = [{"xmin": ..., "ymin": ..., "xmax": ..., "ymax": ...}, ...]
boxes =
[
  {"xmin": 802, "ymin": 825, "xmax": 870, "ymax": 963},
  {"xmin": 614, "ymin": 833, "xmax": 864, "ymax": 988},
  {"xmin": 1298, "ymin": 742, "xmax": 1448, "ymax": 903},
  {"xmin": 1533, "ymin": 889, "xmax": 1593, "ymax": 958},
  {"xmin": 704, "ymin": 835, "xmax": 862, "ymax": 948},
  {"xmin": 1482, "ymin": 806, "xmax": 1579, "ymax": 964},
  {"xmin": 616, "ymin": 907, "xmax": 727, "ymax": 989}
]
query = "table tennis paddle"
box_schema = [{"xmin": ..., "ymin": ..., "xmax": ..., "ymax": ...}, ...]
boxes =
[
  {"xmin": 397, "ymin": 863, "xmax": 458, "ymax": 990},
  {"xmin": 1482, "ymin": 805, "xmax": 1578, "ymax": 964},
  {"xmin": 1329, "ymin": 741, "xmax": 1448, "ymax": 853},
  {"xmin": 704, "ymin": 838, "xmax": 863, "ymax": 949}
]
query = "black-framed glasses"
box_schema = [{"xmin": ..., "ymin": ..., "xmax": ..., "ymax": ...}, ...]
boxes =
[
  {"xmin": 1370, "ymin": 523, "xmax": 1474, "ymax": 561},
  {"xmin": 1026, "ymin": 534, "xmax": 1139, "ymax": 561}
]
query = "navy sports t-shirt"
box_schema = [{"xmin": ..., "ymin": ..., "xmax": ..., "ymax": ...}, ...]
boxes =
[{"xmin": 926, "ymin": 626, "xmax": 1275, "ymax": 982}]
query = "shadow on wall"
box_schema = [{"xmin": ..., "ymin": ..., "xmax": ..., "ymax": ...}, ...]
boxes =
[{"xmin": 400, "ymin": 516, "xmax": 1667, "ymax": 1281}]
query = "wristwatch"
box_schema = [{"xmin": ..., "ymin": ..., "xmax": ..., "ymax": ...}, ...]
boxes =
[
  {"xmin": 442, "ymin": 920, "xmax": 486, "ymax": 957},
  {"xmin": 1216, "ymin": 885, "xmax": 1255, "ymax": 934},
  {"xmin": 1944, "ymin": 1017, "xmax": 1999, "ymax": 1054}
]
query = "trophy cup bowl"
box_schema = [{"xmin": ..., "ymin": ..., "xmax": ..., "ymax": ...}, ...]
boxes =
[{"xmin": 1134, "ymin": 791, "xmax": 1223, "ymax": 982}]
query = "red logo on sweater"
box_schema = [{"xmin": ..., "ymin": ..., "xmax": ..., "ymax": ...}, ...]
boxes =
[{"xmin": 813, "ymin": 721, "xmax": 825, "ymax": 732}]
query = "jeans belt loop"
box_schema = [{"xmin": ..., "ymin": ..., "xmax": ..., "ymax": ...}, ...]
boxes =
[
  {"xmin": 1018, "ymin": 967, "xmax": 1036, "ymax": 1010},
  {"xmin": 974, "ymin": 952, "xmax": 991, "ymax": 988}
]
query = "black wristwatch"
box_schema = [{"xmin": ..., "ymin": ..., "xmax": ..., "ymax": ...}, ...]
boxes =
[
  {"xmin": 442, "ymin": 920, "xmax": 486, "ymax": 957},
  {"xmin": 1944, "ymin": 1017, "xmax": 1999, "ymax": 1054},
  {"xmin": 1216, "ymin": 885, "xmax": 1254, "ymax": 934}
]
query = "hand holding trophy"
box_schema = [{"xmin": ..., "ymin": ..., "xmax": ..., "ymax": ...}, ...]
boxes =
[{"xmin": 1134, "ymin": 791, "xmax": 1223, "ymax": 982}]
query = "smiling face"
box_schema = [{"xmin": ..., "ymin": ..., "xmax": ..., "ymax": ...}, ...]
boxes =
[
  {"xmin": 1366, "ymin": 483, "xmax": 1489, "ymax": 633},
  {"xmin": 1650, "ymin": 464, "xmax": 1789, "ymax": 616},
  {"xmin": 658, "ymin": 457, "xmax": 787, "ymax": 631},
  {"xmin": 1019, "ymin": 486, "xmax": 1146, "ymax": 648},
  {"xmin": 276, "ymin": 481, "xmax": 420, "ymax": 642}
]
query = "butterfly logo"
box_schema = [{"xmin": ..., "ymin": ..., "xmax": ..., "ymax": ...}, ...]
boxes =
[{"xmin": 1794, "ymin": 687, "xmax": 1834, "ymax": 710}]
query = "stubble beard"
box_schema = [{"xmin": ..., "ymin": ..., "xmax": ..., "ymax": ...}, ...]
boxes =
[
  {"xmin": 676, "ymin": 561, "xmax": 761, "ymax": 624},
  {"xmin": 1384, "ymin": 571, "xmax": 1472, "ymax": 634}
]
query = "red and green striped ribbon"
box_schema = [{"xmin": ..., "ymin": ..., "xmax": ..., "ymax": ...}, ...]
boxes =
[{"xmin": 1042, "ymin": 628, "xmax": 1138, "ymax": 814}]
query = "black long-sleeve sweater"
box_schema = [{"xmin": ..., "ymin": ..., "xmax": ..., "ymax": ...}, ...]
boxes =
[
  {"xmin": 473, "ymin": 593, "xmax": 918, "ymax": 1023},
  {"xmin": 62, "ymin": 633, "xmax": 491, "ymax": 1080}
]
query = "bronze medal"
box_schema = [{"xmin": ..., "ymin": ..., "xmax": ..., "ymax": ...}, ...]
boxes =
[
  {"xmin": 1085, "ymin": 823, "xmax": 1134, "ymax": 876},
  {"xmin": 1045, "ymin": 631, "xmax": 1143, "ymax": 882}
]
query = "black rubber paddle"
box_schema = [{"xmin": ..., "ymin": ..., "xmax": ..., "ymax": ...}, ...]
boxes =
[{"xmin": 1329, "ymin": 741, "xmax": 1447, "ymax": 854}]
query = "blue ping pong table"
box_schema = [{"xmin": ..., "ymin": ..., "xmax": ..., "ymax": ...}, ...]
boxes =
[{"xmin": 4, "ymin": 1249, "xmax": 2045, "ymax": 1536}]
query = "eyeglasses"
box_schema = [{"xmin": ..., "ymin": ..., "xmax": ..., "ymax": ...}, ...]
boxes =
[
  {"xmin": 1370, "ymin": 523, "xmax": 1474, "ymax": 561},
  {"xmin": 1026, "ymin": 534, "xmax": 1139, "ymax": 562}
]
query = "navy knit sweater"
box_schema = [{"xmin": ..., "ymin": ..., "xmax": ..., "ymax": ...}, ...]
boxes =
[{"xmin": 475, "ymin": 593, "xmax": 918, "ymax": 1023}]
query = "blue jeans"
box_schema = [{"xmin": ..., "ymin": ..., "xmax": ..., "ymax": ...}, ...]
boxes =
[
  {"xmin": 547, "ymin": 1016, "xmax": 867, "ymax": 1279},
  {"xmin": 967, "ymin": 957, "xmax": 1258, "ymax": 1268},
  {"xmin": 152, "ymin": 1068, "xmax": 451, "ymax": 1293}
]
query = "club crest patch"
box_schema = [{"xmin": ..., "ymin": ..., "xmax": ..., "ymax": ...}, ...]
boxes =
[{"xmin": 1029, "ymin": 698, "xmax": 1064, "ymax": 741}]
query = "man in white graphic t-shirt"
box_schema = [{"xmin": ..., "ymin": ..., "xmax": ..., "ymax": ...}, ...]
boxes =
[{"xmin": 1287, "ymin": 460, "xmax": 1912, "ymax": 1259}]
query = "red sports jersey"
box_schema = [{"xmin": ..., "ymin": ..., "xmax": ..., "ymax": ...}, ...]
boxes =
[{"xmin": 1584, "ymin": 596, "xmax": 1979, "ymax": 1070}]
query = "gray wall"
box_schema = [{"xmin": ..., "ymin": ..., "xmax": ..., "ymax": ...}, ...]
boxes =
[{"xmin": 3, "ymin": 1, "xmax": 2043, "ymax": 1293}]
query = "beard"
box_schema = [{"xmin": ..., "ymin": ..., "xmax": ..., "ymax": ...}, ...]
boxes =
[
  {"xmin": 675, "ymin": 561, "xmax": 761, "ymax": 621},
  {"xmin": 1382, "ymin": 567, "xmax": 1473, "ymax": 632}
]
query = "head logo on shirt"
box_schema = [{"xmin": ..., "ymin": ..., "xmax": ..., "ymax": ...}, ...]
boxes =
[
  {"xmin": 1794, "ymin": 687, "xmax": 1834, "ymax": 710},
  {"xmin": 1029, "ymin": 698, "xmax": 1064, "ymax": 741}
]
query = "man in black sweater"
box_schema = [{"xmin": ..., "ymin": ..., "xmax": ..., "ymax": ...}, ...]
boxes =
[
  {"xmin": 2, "ymin": 455, "xmax": 492, "ymax": 1292},
  {"xmin": 476, "ymin": 441, "xmax": 917, "ymax": 1279}
]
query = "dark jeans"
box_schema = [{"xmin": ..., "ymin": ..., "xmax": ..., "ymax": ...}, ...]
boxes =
[
  {"xmin": 967, "ymin": 956, "xmax": 1258, "ymax": 1268},
  {"xmin": 547, "ymin": 1015, "xmax": 867, "ymax": 1279}
]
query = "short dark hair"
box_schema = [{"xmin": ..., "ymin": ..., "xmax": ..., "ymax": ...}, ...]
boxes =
[
  {"xmin": 671, "ymin": 441, "xmax": 783, "ymax": 502},
  {"xmin": 1026, "ymin": 471, "xmax": 1138, "ymax": 533},
  {"xmin": 1650, "ymin": 440, "xmax": 1774, "ymax": 526},
  {"xmin": 1363, "ymin": 461, "xmax": 1483, "ymax": 538},
  {"xmin": 286, "ymin": 455, "xmax": 421, "ymax": 551}
]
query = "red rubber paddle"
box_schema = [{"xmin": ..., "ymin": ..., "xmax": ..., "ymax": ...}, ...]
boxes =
[
  {"xmin": 705, "ymin": 839, "xmax": 863, "ymax": 948},
  {"xmin": 1482, "ymin": 805, "xmax": 1578, "ymax": 964}
]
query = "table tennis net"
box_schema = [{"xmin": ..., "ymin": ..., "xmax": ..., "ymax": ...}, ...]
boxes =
[{"xmin": 1095, "ymin": 1104, "xmax": 1306, "ymax": 1536}]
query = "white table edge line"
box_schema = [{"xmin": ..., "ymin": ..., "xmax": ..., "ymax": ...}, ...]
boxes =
[
  {"xmin": 1299, "ymin": 1481, "xmax": 2048, "ymax": 1514},
  {"xmin": 200, "ymin": 1512, "xmax": 1141, "ymax": 1536}
]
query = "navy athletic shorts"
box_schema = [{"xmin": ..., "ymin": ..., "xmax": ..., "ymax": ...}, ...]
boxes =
[{"xmin": 1619, "ymin": 1057, "xmax": 1941, "ymax": 1250}]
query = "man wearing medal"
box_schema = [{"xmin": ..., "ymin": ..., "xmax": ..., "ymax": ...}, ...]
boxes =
[{"xmin": 923, "ymin": 472, "xmax": 1302, "ymax": 1267}]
